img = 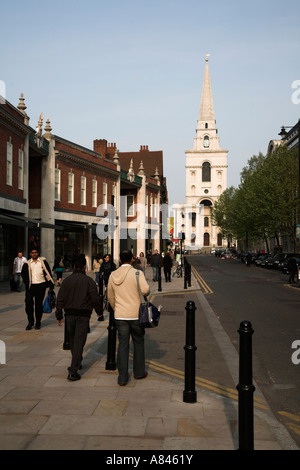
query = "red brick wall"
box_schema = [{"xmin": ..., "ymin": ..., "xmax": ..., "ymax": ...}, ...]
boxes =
[
  {"xmin": 55, "ymin": 158, "xmax": 118, "ymax": 213},
  {"xmin": 0, "ymin": 124, "xmax": 26, "ymax": 200}
]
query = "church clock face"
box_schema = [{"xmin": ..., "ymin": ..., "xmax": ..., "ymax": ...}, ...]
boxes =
[{"xmin": 203, "ymin": 136, "xmax": 210, "ymax": 148}]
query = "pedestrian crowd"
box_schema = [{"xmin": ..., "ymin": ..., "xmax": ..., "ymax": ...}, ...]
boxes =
[{"xmin": 10, "ymin": 246, "xmax": 180, "ymax": 383}]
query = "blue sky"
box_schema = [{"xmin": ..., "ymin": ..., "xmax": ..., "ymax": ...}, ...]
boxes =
[{"xmin": 1, "ymin": 0, "xmax": 299, "ymax": 208}]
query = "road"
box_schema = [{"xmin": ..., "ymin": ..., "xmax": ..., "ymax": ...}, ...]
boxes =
[{"xmin": 188, "ymin": 253, "xmax": 300, "ymax": 447}]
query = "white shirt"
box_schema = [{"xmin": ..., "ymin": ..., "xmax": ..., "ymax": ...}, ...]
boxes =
[
  {"xmin": 14, "ymin": 256, "xmax": 27, "ymax": 273},
  {"xmin": 30, "ymin": 258, "xmax": 46, "ymax": 284}
]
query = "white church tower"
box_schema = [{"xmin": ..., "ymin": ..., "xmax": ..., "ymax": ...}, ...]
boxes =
[{"xmin": 182, "ymin": 55, "xmax": 228, "ymax": 251}]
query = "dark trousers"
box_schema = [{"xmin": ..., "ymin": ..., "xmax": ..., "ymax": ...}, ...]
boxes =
[
  {"xmin": 115, "ymin": 320, "xmax": 145, "ymax": 384},
  {"xmin": 25, "ymin": 282, "xmax": 47, "ymax": 326},
  {"xmin": 66, "ymin": 315, "xmax": 90, "ymax": 373},
  {"xmin": 289, "ymin": 270, "xmax": 296, "ymax": 284},
  {"xmin": 164, "ymin": 268, "xmax": 171, "ymax": 282}
]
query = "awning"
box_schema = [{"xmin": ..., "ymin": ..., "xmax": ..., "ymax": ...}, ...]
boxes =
[{"xmin": 0, "ymin": 212, "xmax": 59, "ymax": 229}]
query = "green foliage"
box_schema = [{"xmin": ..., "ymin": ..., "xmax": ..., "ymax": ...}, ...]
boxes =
[{"xmin": 211, "ymin": 144, "xmax": 299, "ymax": 247}]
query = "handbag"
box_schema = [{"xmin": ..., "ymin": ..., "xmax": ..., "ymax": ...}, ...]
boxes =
[
  {"xmin": 43, "ymin": 289, "xmax": 56, "ymax": 313},
  {"xmin": 136, "ymin": 271, "xmax": 161, "ymax": 328}
]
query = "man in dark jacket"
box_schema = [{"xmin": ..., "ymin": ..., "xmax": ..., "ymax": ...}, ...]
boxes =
[
  {"xmin": 287, "ymin": 257, "xmax": 298, "ymax": 284},
  {"xmin": 163, "ymin": 251, "xmax": 173, "ymax": 282},
  {"xmin": 150, "ymin": 249, "xmax": 163, "ymax": 281},
  {"xmin": 100, "ymin": 254, "xmax": 116, "ymax": 286},
  {"xmin": 55, "ymin": 254, "xmax": 102, "ymax": 381},
  {"xmin": 21, "ymin": 249, "xmax": 54, "ymax": 330}
]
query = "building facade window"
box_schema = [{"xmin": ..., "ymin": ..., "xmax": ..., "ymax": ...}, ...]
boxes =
[
  {"xmin": 204, "ymin": 232, "xmax": 210, "ymax": 246},
  {"xmin": 81, "ymin": 176, "xmax": 86, "ymax": 205},
  {"xmin": 68, "ymin": 172, "xmax": 74, "ymax": 203},
  {"xmin": 192, "ymin": 212, "xmax": 196, "ymax": 227},
  {"xmin": 204, "ymin": 216, "xmax": 209, "ymax": 227},
  {"xmin": 111, "ymin": 184, "xmax": 116, "ymax": 207},
  {"xmin": 202, "ymin": 162, "xmax": 211, "ymax": 182},
  {"xmin": 55, "ymin": 168, "xmax": 61, "ymax": 201},
  {"xmin": 127, "ymin": 194, "xmax": 134, "ymax": 216},
  {"xmin": 92, "ymin": 179, "xmax": 97, "ymax": 207},
  {"xmin": 18, "ymin": 149, "xmax": 24, "ymax": 190},
  {"xmin": 6, "ymin": 141, "xmax": 13, "ymax": 186},
  {"xmin": 146, "ymin": 195, "xmax": 149, "ymax": 217},
  {"xmin": 102, "ymin": 182, "xmax": 107, "ymax": 208}
]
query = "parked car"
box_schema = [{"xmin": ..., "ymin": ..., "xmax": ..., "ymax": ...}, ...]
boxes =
[
  {"xmin": 254, "ymin": 253, "xmax": 271, "ymax": 266},
  {"xmin": 241, "ymin": 252, "xmax": 258, "ymax": 264},
  {"xmin": 265, "ymin": 253, "xmax": 285, "ymax": 269},
  {"xmin": 279, "ymin": 253, "xmax": 300, "ymax": 272},
  {"xmin": 260, "ymin": 255, "xmax": 273, "ymax": 267}
]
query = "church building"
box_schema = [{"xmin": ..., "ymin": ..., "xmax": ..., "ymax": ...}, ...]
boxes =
[{"xmin": 173, "ymin": 56, "xmax": 228, "ymax": 251}]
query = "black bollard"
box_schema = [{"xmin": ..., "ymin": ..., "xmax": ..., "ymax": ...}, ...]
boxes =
[
  {"xmin": 105, "ymin": 304, "xmax": 117, "ymax": 370},
  {"xmin": 183, "ymin": 300, "xmax": 197, "ymax": 403},
  {"xmin": 63, "ymin": 315, "xmax": 70, "ymax": 350},
  {"xmin": 236, "ymin": 320, "xmax": 255, "ymax": 450},
  {"xmin": 187, "ymin": 261, "xmax": 191, "ymax": 287},
  {"xmin": 158, "ymin": 266, "xmax": 162, "ymax": 292},
  {"xmin": 98, "ymin": 273, "xmax": 104, "ymax": 319}
]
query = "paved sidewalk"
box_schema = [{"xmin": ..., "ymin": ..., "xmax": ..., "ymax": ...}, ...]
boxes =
[{"xmin": 0, "ymin": 265, "xmax": 298, "ymax": 451}]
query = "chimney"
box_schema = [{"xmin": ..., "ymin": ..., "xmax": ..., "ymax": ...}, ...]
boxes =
[
  {"xmin": 140, "ymin": 145, "xmax": 149, "ymax": 151},
  {"xmin": 107, "ymin": 142, "xmax": 117, "ymax": 155},
  {"xmin": 93, "ymin": 139, "xmax": 107, "ymax": 157}
]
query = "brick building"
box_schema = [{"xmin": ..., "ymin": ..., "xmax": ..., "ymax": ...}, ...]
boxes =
[{"xmin": 0, "ymin": 94, "xmax": 165, "ymax": 281}]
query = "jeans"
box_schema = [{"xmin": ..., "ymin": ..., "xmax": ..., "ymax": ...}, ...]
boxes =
[
  {"xmin": 14, "ymin": 273, "xmax": 23, "ymax": 291},
  {"xmin": 66, "ymin": 315, "xmax": 90, "ymax": 374},
  {"xmin": 152, "ymin": 266, "xmax": 159, "ymax": 281},
  {"xmin": 115, "ymin": 320, "xmax": 145, "ymax": 384},
  {"xmin": 25, "ymin": 282, "xmax": 47, "ymax": 326}
]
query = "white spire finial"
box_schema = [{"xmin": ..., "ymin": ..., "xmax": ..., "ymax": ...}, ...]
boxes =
[{"xmin": 205, "ymin": 53, "xmax": 210, "ymax": 62}]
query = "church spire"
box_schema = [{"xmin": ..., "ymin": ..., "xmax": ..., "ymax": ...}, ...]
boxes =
[{"xmin": 197, "ymin": 54, "xmax": 215, "ymax": 129}]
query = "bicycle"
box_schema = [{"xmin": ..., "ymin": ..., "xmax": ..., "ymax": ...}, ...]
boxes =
[{"xmin": 172, "ymin": 263, "xmax": 183, "ymax": 278}]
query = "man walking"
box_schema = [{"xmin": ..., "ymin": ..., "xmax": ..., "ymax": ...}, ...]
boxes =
[
  {"xmin": 287, "ymin": 256, "xmax": 298, "ymax": 284},
  {"xmin": 150, "ymin": 249, "xmax": 162, "ymax": 282},
  {"xmin": 163, "ymin": 251, "xmax": 173, "ymax": 282},
  {"xmin": 21, "ymin": 249, "xmax": 54, "ymax": 330},
  {"xmin": 107, "ymin": 250, "xmax": 150, "ymax": 386},
  {"xmin": 55, "ymin": 254, "xmax": 102, "ymax": 381},
  {"xmin": 12, "ymin": 251, "xmax": 27, "ymax": 292}
]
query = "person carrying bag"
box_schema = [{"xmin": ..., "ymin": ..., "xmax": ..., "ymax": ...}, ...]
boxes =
[{"xmin": 136, "ymin": 271, "xmax": 161, "ymax": 328}]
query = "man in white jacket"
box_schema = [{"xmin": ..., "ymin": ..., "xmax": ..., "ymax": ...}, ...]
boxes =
[{"xmin": 108, "ymin": 250, "xmax": 150, "ymax": 386}]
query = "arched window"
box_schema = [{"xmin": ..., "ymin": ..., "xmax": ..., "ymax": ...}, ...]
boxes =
[
  {"xmin": 204, "ymin": 216, "xmax": 209, "ymax": 227},
  {"xmin": 202, "ymin": 162, "xmax": 211, "ymax": 182},
  {"xmin": 204, "ymin": 233, "xmax": 210, "ymax": 246}
]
